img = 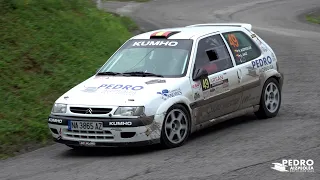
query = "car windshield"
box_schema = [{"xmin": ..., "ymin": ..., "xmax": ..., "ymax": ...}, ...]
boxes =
[{"xmin": 98, "ymin": 39, "xmax": 193, "ymax": 77}]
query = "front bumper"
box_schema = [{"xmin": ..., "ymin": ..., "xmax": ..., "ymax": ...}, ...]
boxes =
[
  {"xmin": 48, "ymin": 115, "xmax": 162, "ymax": 147},
  {"xmin": 54, "ymin": 138, "xmax": 159, "ymax": 147}
]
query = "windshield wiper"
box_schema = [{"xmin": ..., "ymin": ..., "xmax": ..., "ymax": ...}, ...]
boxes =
[
  {"xmin": 96, "ymin": 71, "xmax": 123, "ymax": 76},
  {"xmin": 122, "ymin": 71, "xmax": 164, "ymax": 77}
]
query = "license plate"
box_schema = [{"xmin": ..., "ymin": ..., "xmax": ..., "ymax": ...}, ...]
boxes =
[
  {"xmin": 68, "ymin": 121, "xmax": 103, "ymax": 131},
  {"xmin": 79, "ymin": 141, "xmax": 96, "ymax": 146}
]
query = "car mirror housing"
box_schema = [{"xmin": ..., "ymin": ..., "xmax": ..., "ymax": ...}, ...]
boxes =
[{"xmin": 193, "ymin": 68, "xmax": 209, "ymax": 81}]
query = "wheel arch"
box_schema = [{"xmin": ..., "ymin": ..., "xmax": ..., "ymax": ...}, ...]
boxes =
[
  {"xmin": 260, "ymin": 69, "xmax": 284, "ymax": 91},
  {"xmin": 155, "ymin": 96, "xmax": 193, "ymax": 128},
  {"xmin": 255, "ymin": 70, "xmax": 283, "ymax": 119}
]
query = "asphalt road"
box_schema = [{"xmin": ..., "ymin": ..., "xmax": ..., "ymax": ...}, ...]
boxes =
[{"xmin": 1, "ymin": 0, "xmax": 320, "ymax": 179}]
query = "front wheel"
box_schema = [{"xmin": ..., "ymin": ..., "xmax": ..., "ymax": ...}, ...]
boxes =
[
  {"xmin": 255, "ymin": 77, "xmax": 282, "ymax": 119},
  {"xmin": 160, "ymin": 104, "xmax": 191, "ymax": 148}
]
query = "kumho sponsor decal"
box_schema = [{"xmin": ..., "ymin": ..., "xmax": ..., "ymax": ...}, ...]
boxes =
[
  {"xmin": 132, "ymin": 41, "xmax": 178, "ymax": 47},
  {"xmin": 109, "ymin": 122, "xmax": 133, "ymax": 126},
  {"xmin": 48, "ymin": 118, "xmax": 63, "ymax": 123}
]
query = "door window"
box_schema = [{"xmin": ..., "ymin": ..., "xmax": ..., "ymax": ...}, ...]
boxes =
[
  {"xmin": 193, "ymin": 34, "xmax": 233, "ymax": 76},
  {"xmin": 222, "ymin": 31, "xmax": 261, "ymax": 65}
]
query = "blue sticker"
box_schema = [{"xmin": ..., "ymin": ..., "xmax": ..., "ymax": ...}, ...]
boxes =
[
  {"xmin": 251, "ymin": 56, "xmax": 273, "ymax": 68},
  {"xmin": 68, "ymin": 120, "xmax": 71, "ymax": 130},
  {"xmin": 162, "ymin": 89, "xmax": 169, "ymax": 94},
  {"xmin": 157, "ymin": 89, "xmax": 169, "ymax": 96},
  {"xmin": 157, "ymin": 89, "xmax": 182, "ymax": 100}
]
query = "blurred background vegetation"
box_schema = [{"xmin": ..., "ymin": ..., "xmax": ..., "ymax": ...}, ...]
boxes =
[
  {"xmin": 0, "ymin": 0, "xmax": 137, "ymax": 159},
  {"xmin": 306, "ymin": 14, "xmax": 320, "ymax": 24}
]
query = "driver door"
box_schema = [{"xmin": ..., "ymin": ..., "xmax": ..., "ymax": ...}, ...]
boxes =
[{"xmin": 190, "ymin": 34, "xmax": 242, "ymax": 125}]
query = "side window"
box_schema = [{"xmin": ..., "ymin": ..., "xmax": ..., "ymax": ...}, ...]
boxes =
[
  {"xmin": 194, "ymin": 34, "xmax": 233, "ymax": 76},
  {"xmin": 222, "ymin": 31, "xmax": 261, "ymax": 65}
]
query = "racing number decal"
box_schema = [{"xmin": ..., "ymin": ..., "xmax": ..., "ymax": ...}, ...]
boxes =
[
  {"xmin": 200, "ymin": 77, "xmax": 210, "ymax": 91},
  {"xmin": 227, "ymin": 34, "xmax": 239, "ymax": 48}
]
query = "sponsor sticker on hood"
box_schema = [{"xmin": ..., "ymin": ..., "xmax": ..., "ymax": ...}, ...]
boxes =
[
  {"xmin": 157, "ymin": 88, "xmax": 182, "ymax": 100},
  {"xmin": 82, "ymin": 83, "xmax": 145, "ymax": 96}
]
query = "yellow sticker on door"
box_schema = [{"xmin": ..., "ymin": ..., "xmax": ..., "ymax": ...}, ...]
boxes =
[{"xmin": 201, "ymin": 77, "xmax": 211, "ymax": 91}]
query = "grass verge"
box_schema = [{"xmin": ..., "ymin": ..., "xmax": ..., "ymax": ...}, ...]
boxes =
[
  {"xmin": 306, "ymin": 12, "xmax": 320, "ymax": 24},
  {"xmin": 306, "ymin": 15, "xmax": 320, "ymax": 24},
  {"xmin": 0, "ymin": 0, "xmax": 136, "ymax": 159}
]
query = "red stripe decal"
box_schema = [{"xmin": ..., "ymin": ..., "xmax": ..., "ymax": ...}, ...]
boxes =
[
  {"xmin": 163, "ymin": 31, "xmax": 171, "ymax": 37},
  {"xmin": 151, "ymin": 32, "xmax": 159, "ymax": 36}
]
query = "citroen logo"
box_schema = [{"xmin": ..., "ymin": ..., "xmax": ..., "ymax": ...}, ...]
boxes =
[{"xmin": 85, "ymin": 108, "xmax": 93, "ymax": 114}]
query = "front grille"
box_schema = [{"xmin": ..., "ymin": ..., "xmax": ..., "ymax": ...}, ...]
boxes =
[
  {"xmin": 64, "ymin": 129, "xmax": 114, "ymax": 140},
  {"xmin": 70, "ymin": 107, "xmax": 112, "ymax": 114}
]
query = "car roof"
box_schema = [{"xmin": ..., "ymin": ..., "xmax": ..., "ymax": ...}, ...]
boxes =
[{"xmin": 131, "ymin": 23, "xmax": 252, "ymax": 40}]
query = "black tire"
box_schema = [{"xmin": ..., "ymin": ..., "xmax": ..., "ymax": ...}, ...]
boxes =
[
  {"xmin": 255, "ymin": 77, "xmax": 282, "ymax": 119},
  {"xmin": 160, "ymin": 104, "xmax": 191, "ymax": 148}
]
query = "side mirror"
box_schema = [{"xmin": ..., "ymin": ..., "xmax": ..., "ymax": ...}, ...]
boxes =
[{"xmin": 193, "ymin": 68, "xmax": 209, "ymax": 81}]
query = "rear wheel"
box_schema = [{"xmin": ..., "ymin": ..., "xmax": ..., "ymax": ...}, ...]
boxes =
[
  {"xmin": 160, "ymin": 104, "xmax": 191, "ymax": 148},
  {"xmin": 255, "ymin": 78, "xmax": 281, "ymax": 119}
]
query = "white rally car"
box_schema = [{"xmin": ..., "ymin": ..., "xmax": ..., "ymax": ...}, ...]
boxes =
[{"xmin": 48, "ymin": 23, "xmax": 284, "ymax": 149}]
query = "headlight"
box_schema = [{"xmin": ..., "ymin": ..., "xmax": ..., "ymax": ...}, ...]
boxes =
[
  {"xmin": 51, "ymin": 103, "xmax": 67, "ymax": 113},
  {"xmin": 114, "ymin": 106, "xmax": 145, "ymax": 117}
]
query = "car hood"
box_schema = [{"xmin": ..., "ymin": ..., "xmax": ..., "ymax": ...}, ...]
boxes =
[{"xmin": 56, "ymin": 75, "xmax": 188, "ymax": 106}]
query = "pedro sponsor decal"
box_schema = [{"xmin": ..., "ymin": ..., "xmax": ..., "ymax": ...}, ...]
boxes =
[
  {"xmin": 251, "ymin": 56, "xmax": 274, "ymax": 73},
  {"xmin": 251, "ymin": 56, "xmax": 272, "ymax": 68},
  {"xmin": 98, "ymin": 84, "xmax": 144, "ymax": 91},
  {"xmin": 82, "ymin": 84, "xmax": 144, "ymax": 93}
]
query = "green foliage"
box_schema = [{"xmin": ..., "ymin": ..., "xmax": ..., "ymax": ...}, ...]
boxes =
[
  {"xmin": 0, "ymin": 0, "xmax": 134, "ymax": 158},
  {"xmin": 306, "ymin": 15, "xmax": 320, "ymax": 24}
]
